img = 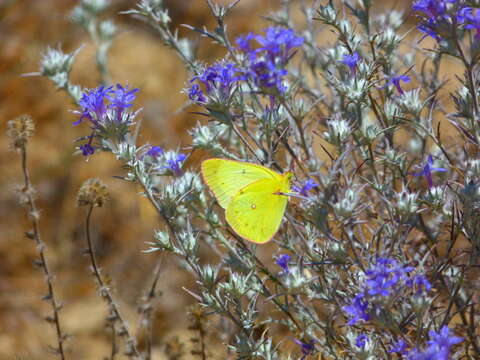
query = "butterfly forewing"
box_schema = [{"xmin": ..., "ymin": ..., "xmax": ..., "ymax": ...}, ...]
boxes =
[
  {"xmin": 225, "ymin": 177, "xmax": 289, "ymax": 243},
  {"xmin": 201, "ymin": 158, "xmax": 280, "ymax": 209}
]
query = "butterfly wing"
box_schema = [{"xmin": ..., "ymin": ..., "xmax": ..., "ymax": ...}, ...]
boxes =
[
  {"xmin": 201, "ymin": 158, "xmax": 280, "ymax": 209},
  {"xmin": 225, "ymin": 176, "xmax": 290, "ymax": 244}
]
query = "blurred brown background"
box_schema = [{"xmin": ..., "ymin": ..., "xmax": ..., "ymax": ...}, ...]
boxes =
[
  {"xmin": 0, "ymin": 1, "xmax": 282, "ymax": 358},
  {"xmin": 0, "ymin": 0, "xmax": 434, "ymax": 359}
]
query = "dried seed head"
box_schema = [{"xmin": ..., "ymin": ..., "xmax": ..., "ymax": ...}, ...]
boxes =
[
  {"xmin": 77, "ymin": 178, "xmax": 109, "ymax": 207},
  {"xmin": 7, "ymin": 114, "xmax": 35, "ymax": 150}
]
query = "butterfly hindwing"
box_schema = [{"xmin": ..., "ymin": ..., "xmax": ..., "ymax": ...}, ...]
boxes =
[
  {"xmin": 225, "ymin": 178, "xmax": 289, "ymax": 244},
  {"xmin": 201, "ymin": 158, "xmax": 279, "ymax": 209}
]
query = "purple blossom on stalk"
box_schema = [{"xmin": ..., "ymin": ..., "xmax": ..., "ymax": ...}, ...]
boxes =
[
  {"xmin": 108, "ymin": 84, "xmax": 140, "ymax": 122},
  {"xmin": 340, "ymin": 52, "xmax": 360, "ymax": 73},
  {"xmin": 389, "ymin": 339, "xmax": 409, "ymax": 355},
  {"xmin": 464, "ymin": 9, "xmax": 480, "ymax": 39},
  {"xmin": 365, "ymin": 258, "xmax": 413, "ymax": 297},
  {"xmin": 165, "ymin": 153, "xmax": 187, "ymax": 176},
  {"xmin": 80, "ymin": 143, "xmax": 95, "ymax": 156},
  {"xmin": 412, "ymin": 0, "xmax": 470, "ymax": 40},
  {"xmin": 235, "ymin": 32, "xmax": 256, "ymax": 55},
  {"xmin": 74, "ymin": 85, "xmax": 113, "ymax": 125},
  {"xmin": 355, "ymin": 334, "xmax": 368, "ymax": 350},
  {"xmin": 408, "ymin": 326, "xmax": 463, "ymax": 360},
  {"xmin": 427, "ymin": 326, "xmax": 463, "ymax": 356},
  {"xmin": 235, "ymin": 27, "xmax": 303, "ymax": 94},
  {"xmin": 343, "ymin": 293, "xmax": 370, "ymax": 325},
  {"xmin": 254, "ymin": 26, "xmax": 304, "ymax": 64},
  {"xmin": 389, "ymin": 74, "xmax": 411, "ymax": 95},
  {"xmin": 457, "ymin": 6, "xmax": 473, "ymax": 24},
  {"xmin": 146, "ymin": 145, "xmax": 163, "ymax": 158},
  {"xmin": 407, "ymin": 274, "xmax": 432, "ymax": 295},
  {"xmin": 73, "ymin": 84, "xmax": 140, "ymax": 157},
  {"xmin": 343, "ymin": 258, "xmax": 431, "ymax": 326},
  {"xmin": 292, "ymin": 179, "xmax": 318, "ymax": 197},
  {"xmin": 275, "ymin": 254, "xmax": 291, "ymax": 273},
  {"xmin": 410, "ymin": 155, "xmax": 447, "ymax": 188},
  {"xmin": 188, "ymin": 84, "xmax": 206, "ymax": 103},
  {"xmin": 293, "ymin": 339, "xmax": 315, "ymax": 360},
  {"xmin": 412, "ymin": 0, "xmax": 452, "ymax": 19},
  {"xmin": 247, "ymin": 58, "xmax": 288, "ymax": 92},
  {"xmin": 189, "ymin": 62, "xmax": 242, "ymax": 103}
]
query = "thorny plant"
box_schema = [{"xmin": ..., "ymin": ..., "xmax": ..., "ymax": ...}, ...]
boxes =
[{"xmin": 16, "ymin": 0, "xmax": 480, "ymax": 358}]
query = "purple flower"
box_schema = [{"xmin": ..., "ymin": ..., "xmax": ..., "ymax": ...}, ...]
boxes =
[
  {"xmin": 165, "ymin": 153, "xmax": 187, "ymax": 176},
  {"xmin": 235, "ymin": 32, "xmax": 256, "ymax": 55},
  {"xmin": 235, "ymin": 27, "xmax": 303, "ymax": 94},
  {"xmin": 146, "ymin": 145, "xmax": 163, "ymax": 158},
  {"xmin": 74, "ymin": 85, "xmax": 113, "ymax": 125},
  {"xmin": 107, "ymin": 84, "xmax": 140, "ymax": 122},
  {"xmin": 355, "ymin": 334, "xmax": 368, "ymax": 350},
  {"xmin": 410, "ymin": 155, "xmax": 447, "ymax": 188},
  {"xmin": 465, "ymin": 9, "xmax": 480, "ymax": 39},
  {"xmin": 254, "ymin": 26, "xmax": 304, "ymax": 64},
  {"xmin": 292, "ymin": 179, "xmax": 318, "ymax": 197},
  {"xmin": 275, "ymin": 254, "xmax": 291, "ymax": 273},
  {"xmin": 343, "ymin": 293, "xmax": 370, "ymax": 325},
  {"xmin": 407, "ymin": 274, "xmax": 432, "ymax": 295},
  {"xmin": 408, "ymin": 326, "xmax": 462, "ymax": 360},
  {"xmin": 189, "ymin": 62, "xmax": 242, "ymax": 103},
  {"xmin": 188, "ymin": 84, "xmax": 206, "ymax": 103},
  {"xmin": 427, "ymin": 326, "xmax": 463, "ymax": 355},
  {"xmin": 247, "ymin": 58, "xmax": 288, "ymax": 92},
  {"xmin": 365, "ymin": 258, "xmax": 413, "ymax": 297},
  {"xmin": 389, "ymin": 339, "xmax": 409, "ymax": 355},
  {"xmin": 293, "ymin": 339, "xmax": 315, "ymax": 360},
  {"xmin": 412, "ymin": 0, "xmax": 469, "ymax": 40},
  {"xmin": 340, "ymin": 52, "xmax": 360, "ymax": 73},
  {"xmin": 73, "ymin": 84, "xmax": 140, "ymax": 157},
  {"xmin": 412, "ymin": 0, "xmax": 451, "ymax": 19},
  {"xmin": 80, "ymin": 143, "xmax": 95, "ymax": 156},
  {"xmin": 389, "ymin": 74, "xmax": 411, "ymax": 95},
  {"xmin": 457, "ymin": 6, "xmax": 473, "ymax": 24}
]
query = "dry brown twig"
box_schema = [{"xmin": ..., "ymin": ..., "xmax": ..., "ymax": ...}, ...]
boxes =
[{"xmin": 8, "ymin": 114, "xmax": 68, "ymax": 359}]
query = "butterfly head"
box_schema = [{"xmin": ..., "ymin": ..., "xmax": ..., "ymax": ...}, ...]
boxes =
[{"xmin": 283, "ymin": 171, "xmax": 294, "ymax": 189}]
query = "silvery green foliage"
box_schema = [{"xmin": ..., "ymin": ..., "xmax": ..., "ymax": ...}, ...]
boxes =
[
  {"xmin": 71, "ymin": 0, "xmax": 117, "ymax": 82},
  {"xmin": 39, "ymin": 0, "xmax": 480, "ymax": 358}
]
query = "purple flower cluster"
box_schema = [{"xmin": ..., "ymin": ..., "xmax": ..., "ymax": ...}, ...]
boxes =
[
  {"xmin": 146, "ymin": 145, "xmax": 164, "ymax": 158},
  {"xmin": 165, "ymin": 153, "xmax": 187, "ymax": 176},
  {"xmin": 389, "ymin": 74, "xmax": 411, "ymax": 95},
  {"xmin": 355, "ymin": 334, "xmax": 369, "ymax": 350},
  {"xmin": 390, "ymin": 326, "xmax": 463, "ymax": 360},
  {"xmin": 340, "ymin": 52, "xmax": 360, "ymax": 74},
  {"xmin": 188, "ymin": 62, "xmax": 242, "ymax": 103},
  {"xmin": 410, "ymin": 155, "xmax": 447, "ymax": 189},
  {"xmin": 343, "ymin": 258, "xmax": 431, "ymax": 325},
  {"xmin": 187, "ymin": 27, "xmax": 303, "ymax": 105},
  {"xmin": 292, "ymin": 178, "xmax": 318, "ymax": 197},
  {"xmin": 275, "ymin": 254, "xmax": 291, "ymax": 273},
  {"xmin": 293, "ymin": 338, "xmax": 315, "ymax": 360},
  {"xmin": 74, "ymin": 84, "xmax": 139, "ymax": 156},
  {"xmin": 140, "ymin": 145, "xmax": 187, "ymax": 176},
  {"xmin": 75, "ymin": 84, "xmax": 139, "ymax": 126},
  {"xmin": 412, "ymin": 0, "xmax": 473, "ymax": 40},
  {"xmin": 236, "ymin": 26, "xmax": 303, "ymax": 93}
]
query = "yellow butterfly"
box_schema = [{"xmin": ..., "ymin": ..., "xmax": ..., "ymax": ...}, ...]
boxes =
[{"xmin": 201, "ymin": 158, "xmax": 293, "ymax": 244}]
